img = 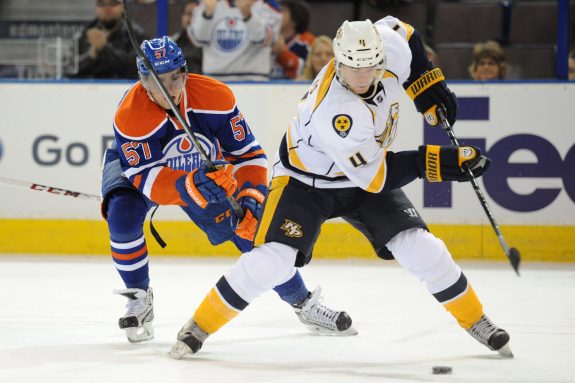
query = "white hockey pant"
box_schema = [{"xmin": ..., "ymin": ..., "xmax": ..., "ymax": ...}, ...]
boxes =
[
  {"xmin": 225, "ymin": 242, "xmax": 298, "ymax": 303},
  {"xmin": 387, "ymin": 228, "xmax": 462, "ymax": 295}
]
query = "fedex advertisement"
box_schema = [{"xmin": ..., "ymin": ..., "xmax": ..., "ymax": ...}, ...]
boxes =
[{"xmin": 0, "ymin": 81, "xmax": 573, "ymax": 227}]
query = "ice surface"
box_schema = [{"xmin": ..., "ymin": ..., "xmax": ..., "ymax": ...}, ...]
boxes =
[{"xmin": 0, "ymin": 256, "xmax": 573, "ymax": 383}]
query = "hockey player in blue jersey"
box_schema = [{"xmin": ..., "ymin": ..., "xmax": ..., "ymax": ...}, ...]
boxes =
[{"xmin": 101, "ymin": 36, "xmax": 355, "ymax": 343}]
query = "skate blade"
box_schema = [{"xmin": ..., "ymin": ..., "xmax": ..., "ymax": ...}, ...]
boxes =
[
  {"xmin": 496, "ymin": 343, "xmax": 514, "ymax": 358},
  {"xmin": 305, "ymin": 324, "xmax": 358, "ymax": 336},
  {"xmin": 170, "ymin": 341, "xmax": 194, "ymax": 359},
  {"xmin": 125, "ymin": 323, "xmax": 154, "ymax": 343}
]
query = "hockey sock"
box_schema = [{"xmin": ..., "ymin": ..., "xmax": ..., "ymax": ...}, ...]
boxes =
[
  {"xmin": 193, "ymin": 276, "xmax": 248, "ymax": 334},
  {"xmin": 273, "ymin": 270, "xmax": 309, "ymax": 306},
  {"xmin": 107, "ymin": 191, "xmax": 150, "ymax": 290},
  {"xmin": 434, "ymin": 273, "xmax": 483, "ymax": 329}
]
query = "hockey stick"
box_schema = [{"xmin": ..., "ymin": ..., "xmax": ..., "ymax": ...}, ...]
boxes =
[
  {"xmin": 121, "ymin": 0, "xmax": 244, "ymax": 218},
  {"xmin": 0, "ymin": 176, "xmax": 100, "ymax": 202},
  {"xmin": 437, "ymin": 109, "xmax": 521, "ymax": 275}
]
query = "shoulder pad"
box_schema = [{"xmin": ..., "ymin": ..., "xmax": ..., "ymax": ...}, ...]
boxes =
[
  {"xmin": 114, "ymin": 83, "xmax": 168, "ymax": 140},
  {"xmin": 185, "ymin": 74, "xmax": 236, "ymax": 113},
  {"xmin": 375, "ymin": 16, "xmax": 415, "ymax": 42}
]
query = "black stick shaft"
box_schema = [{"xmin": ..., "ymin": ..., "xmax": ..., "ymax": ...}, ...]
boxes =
[
  {"xmin": 437, "ymin": 109, "xmax": 520, "ymax": 275},
  {"xmin": 122, "ymin": 1, "xmax": 243, "ymax": 218}
]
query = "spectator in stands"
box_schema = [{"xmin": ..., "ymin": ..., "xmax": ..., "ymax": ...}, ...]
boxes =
[
  {"xmin": 568, "ymin": 50, "xmax": 575, "ymax": 81},
  {"xmin": 271, "ymin": 0, "xmax": 315, "ymax": 79},
  {"xmin": 171, "ymin": 0, "xmax": 203, "ymax": 74},
  {"xmin": 73, "ymin": 0, "xmax": 147, "ymax": 79},
  {"xmin": 188, "ymin": 0, "xmax": 281, "ymax": 82},
  {"xmin": 297, "ymin": 35, "xmax": 334, "ymax": 80},
  {"xmin": 468, "ymin": 40, "xmax": 508, "ymax": 81}
]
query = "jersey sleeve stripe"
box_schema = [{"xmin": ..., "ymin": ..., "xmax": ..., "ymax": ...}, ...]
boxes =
[
  {"xmin": 148, "ymin": 167, "xmax": 188, "ymax": 205},
  {"xmin": 365, "ymin": 154, "xmax": 387, "ymax": 193},
  {"xmin": 231, "ymin": 157, "xmax": 268, "ymax": 169},
  {"xmin": 227, "ymin": 140, "xmax": 260, "ymax": 156},
  {"xmin": 142, "ymin": 167, "xmax": 161, "ymax": 199},
  {"xmin": 123, "ymin": 157, "xmax": 166, "ymax": 179},
  {"xmin": 188, "ymin": 106, "xmax": 237, "ymax": 115}
]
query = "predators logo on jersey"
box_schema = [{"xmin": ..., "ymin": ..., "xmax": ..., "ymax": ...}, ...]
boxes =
[
  {"xmin": 332, "ymin": 114, "xmax": 353, "ymax": 138},
  {"xmin": 281, "ymin": 219, "xmax": 303, "ymax": 238}
]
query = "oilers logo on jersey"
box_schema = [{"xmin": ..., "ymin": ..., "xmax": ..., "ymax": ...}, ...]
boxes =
[
  {"xmin": 332, "ymin": 114, "xmax": 353, "ymax": 138},
  {"xmin": 213, "ymin": 17, "xmax": 248, "ymax": 52},
  {"xmin": 163, "ymin": 135, "xmax": 213, "ymax": 172}
]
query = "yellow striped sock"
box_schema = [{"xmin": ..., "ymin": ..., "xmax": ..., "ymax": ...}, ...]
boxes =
[
  {"xmin": 443, "ymin": 284, "xmax": 484, "ymax": 329},
  {"xmin": 193, "ymin": 287, "xmax": 241, "ymax": 334}
]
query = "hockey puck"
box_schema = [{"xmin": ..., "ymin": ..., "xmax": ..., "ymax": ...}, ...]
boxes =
[{"xmin": 432, "ymin": 366, "xmax": 452, "ymax": 375}]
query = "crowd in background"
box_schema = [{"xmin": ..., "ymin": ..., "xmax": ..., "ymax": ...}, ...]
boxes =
[{"xmin": 1, "ymin": 0, "xmax": 575, "ymax": 81}]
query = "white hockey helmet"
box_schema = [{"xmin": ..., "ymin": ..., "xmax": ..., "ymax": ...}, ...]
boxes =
[{"xmin": 333, "ymin": 19, "xmax": 386, "ymax": 70}]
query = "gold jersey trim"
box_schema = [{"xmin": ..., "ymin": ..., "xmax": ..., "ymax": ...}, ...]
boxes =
[
  {"xmin": 365, "ymin": 153, "xmax": 387, "ymax": 193},
  {"xmin": 313, "ymin": 58, "xmax": 336, "ymax": 112},
  {"xmin": 286, "ymin": 125, "xmax": 308, "ymax": 172},
  {"xmin": 254, "ymin": 176, "xmax": 290, "ymax": 246}
]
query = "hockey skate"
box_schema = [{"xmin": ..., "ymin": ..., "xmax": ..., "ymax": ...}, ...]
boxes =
[
  {"xmin": 293, "ymin": 287, "xmax": 358, "ymax": 336},
  {"xmin": 113, "ymin": 287, "xmax": 154, "ymax": 343},
  {"xmin": 170, "ymin": 319, "xmax": 209, "ymax": 359},
  {"xmin": 467, "ymin": 314, "xmax": 513, "ymax": 357}
]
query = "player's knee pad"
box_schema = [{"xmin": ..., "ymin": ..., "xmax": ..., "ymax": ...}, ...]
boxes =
[
  {"xmin": 106, "ymin": 189, "xmax": 149, "ymax": 241},
  {"xmin": 387, "ymin": 228, "xmax": 461, "ymax": 294},
  {"xmin": 225, "ymin": 242, "xmax": 298, "ymax": 302}
]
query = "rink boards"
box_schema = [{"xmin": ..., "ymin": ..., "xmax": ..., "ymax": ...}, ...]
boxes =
[{"xmin": 0, "ymin": 81, "xmax": 573, "ymax": 260}]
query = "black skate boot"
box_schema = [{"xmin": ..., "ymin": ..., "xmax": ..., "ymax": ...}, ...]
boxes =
[
  {"xmin": 467, "ymin": 314, "xmax": 513, "ymax": 357},
  {"xmin": 170, "ymin": 319, "xmax": 209, "ymax": 359}
]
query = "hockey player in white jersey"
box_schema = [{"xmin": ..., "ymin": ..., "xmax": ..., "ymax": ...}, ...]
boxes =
[{"xmin": 169, "ymin": 17, "xmax": 513, "ymax": 359}]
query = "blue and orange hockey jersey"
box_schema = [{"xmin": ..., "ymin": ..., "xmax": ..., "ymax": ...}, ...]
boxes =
[{"xmin": 112, "ymin": 74, "xmax": 267, "ymax": 206}]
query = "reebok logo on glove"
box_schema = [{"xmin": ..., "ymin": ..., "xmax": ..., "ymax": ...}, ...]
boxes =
[{"xmin": 185, "ymin": 174, "xmax": 208, "ymax": 208}]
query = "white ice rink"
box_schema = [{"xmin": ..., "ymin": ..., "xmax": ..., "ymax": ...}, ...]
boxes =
[{"xmin": 0, "ymin": 256, "xmax": 574, "ymax": 383}]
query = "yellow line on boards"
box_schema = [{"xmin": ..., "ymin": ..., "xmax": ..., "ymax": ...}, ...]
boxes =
[{"xmin": 0, "ymin": 219, "xmax": 573, "ymax": 262}]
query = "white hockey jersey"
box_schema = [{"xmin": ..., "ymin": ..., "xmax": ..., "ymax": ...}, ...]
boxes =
[{"xmin": 273, "ymin": 17, "xmax": 414, "ymax": 192}]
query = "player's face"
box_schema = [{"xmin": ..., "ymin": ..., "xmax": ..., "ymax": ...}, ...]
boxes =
[
  {"xmin": 339, "ymin": 64, "xmax": 378, "ymax": 95},
  {"xmin": 143, "ymin": 69, "xmax": 186, "ymax": 109}
]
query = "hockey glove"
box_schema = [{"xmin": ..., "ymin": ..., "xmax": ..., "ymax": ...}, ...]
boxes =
[
  {"xmin": 417, "ymin": 145, "xmax": 491, "ymax": 182},
  {"xmin": 176, "ymin": 160, "xmax": 237, "ymax": 208},
  {"xmin": 232, "ymin": 187, "xmax": 266, "ymax": 241},
  {"xmin": 404, "ymin": 66, "xmax": 457, "ymax": 127}
]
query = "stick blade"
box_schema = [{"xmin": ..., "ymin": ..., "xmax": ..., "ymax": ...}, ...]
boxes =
[{"xmin": 508, "ymin": 247, "xmax": 521, "ymax": 276}]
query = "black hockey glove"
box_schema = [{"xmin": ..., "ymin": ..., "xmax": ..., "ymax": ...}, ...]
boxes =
[
  {"xmin": 404, "ymin": 67, "xmax": 457, "ymax": 128},
  {"xmin": 417, "ymin": 145, "xmax": 491, "ymax": 182}
]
